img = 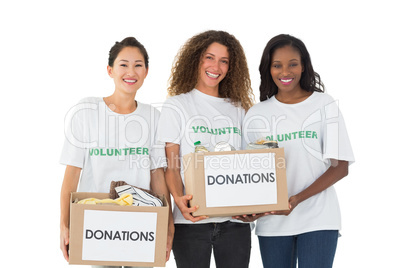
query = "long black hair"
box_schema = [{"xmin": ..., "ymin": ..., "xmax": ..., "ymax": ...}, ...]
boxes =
[{"xmin": 259, "ymin": 34, "xmax": 324, "ymax": 101}]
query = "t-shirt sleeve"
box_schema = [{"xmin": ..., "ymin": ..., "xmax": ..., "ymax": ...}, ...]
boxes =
[
  {"xmin": 59, "ymin": 101, "xmax": 88, "ymax": 168},
  {"xmin": 322, "ymin": 99, "xmax": 355, "ymax": 164},
  {"xmin": 241, "ymin": 112, "xmax": 251, "ymax": 150},
  {"xmin": 156, "ymin": 98, "xmax": 184, "ymax": 145},
  {"xmin": 242, "ymin": 106, "xmax": 270, "ymax": 149},
  {"xmin": 149, "ymin": 107, "xmax": 167, "ymax": 170}
]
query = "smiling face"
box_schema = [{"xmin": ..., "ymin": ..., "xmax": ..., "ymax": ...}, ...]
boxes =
[
  {"xmin": 270, "ymin": 45, "xmax": 304, "ymax": 96},
  {"xmin": 107, "ymin": 46, "xmax": 148, "ymax": 96},
  {"xmin": 195, "ymin": 42, "xmax": 229, "ymax": 96}
]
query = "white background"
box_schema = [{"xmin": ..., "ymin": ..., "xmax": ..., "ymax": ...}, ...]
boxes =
[{"xmin": 1, "ymin": 0, "xmax": 400, "ymax": 267}]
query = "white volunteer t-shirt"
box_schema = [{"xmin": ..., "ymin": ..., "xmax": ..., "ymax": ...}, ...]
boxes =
[
  {"xmin": 60, "ymin": 97, "xmax": 167, "ymax": 193},
  {"xmin": 243, "ymin": 92, "xmax": 354, "ymax": 236},
  {"xmin": 157, "ymin": 89, "xmax": 245, "ymax": 224}
]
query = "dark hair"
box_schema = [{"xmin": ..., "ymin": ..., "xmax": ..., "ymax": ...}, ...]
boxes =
[
  {"xmin": 108, "ymin": 37, "xmax": 149, "ymax": 68},
  {"xmin": 168, "ymin": 30, "xmax": 254, "ymax": 110},
  {"xmin": 259, "ymin": 34, "xmax": 324, "ymax": 101}
]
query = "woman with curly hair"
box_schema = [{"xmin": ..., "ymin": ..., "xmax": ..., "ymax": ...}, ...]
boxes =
[{"xmin": 157, "ymin": 30, "xmax": 254, "ymax": 268}]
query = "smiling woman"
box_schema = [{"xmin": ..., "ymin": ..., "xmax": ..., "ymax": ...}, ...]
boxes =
[
  {"xmin": 167, "ymin": 30, "xmax": 254, "ymax": 110},
  {"xmin": 259, "ymin": 34, "xmax": 324, "ymax": 102},
  {"xmin": 157, "ymin": 30, "xmax": 255, "ymax": 268},
  {"xmin": 195, "ymin": 42, "xmax": 230, "ymax": 97},
  {"xmin": 59, "ymin": 36, "xmax": 174, "ymax": 268},
  {"xmin": 243, "ymin": 33, "xmax": 355, "ymax": 268},
  {"xmin": 105, "ymin": 47, "xmax": 148, "ymax": 109},
  {"xmin": 105, "ymin": 40, "xmax": 149, "ymax": 114}
]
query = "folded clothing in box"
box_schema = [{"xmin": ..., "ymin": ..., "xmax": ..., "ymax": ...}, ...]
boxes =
[
  {"xmin": 115, "ymin": 185, "xmax": 163, "ymax": 207},
  {"xmin": 110, "ymin": 181, "xmax": 163, "ymax": 207}
]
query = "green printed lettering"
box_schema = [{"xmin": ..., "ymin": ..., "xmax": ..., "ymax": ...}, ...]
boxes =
[
  {"xmin": 312, "ymin": 131, "xmax": 318, "ymax": 139},
  {"xmin": 233, "ymin": 127, "xmax": 241, "ymax": 135},
  {"xmin": 190, "ymin": 125, "xmax": 242, "ymax": 136},
  {"xmin": 88, "ymin": 147, "xmax": 153, "ymax": 156},
  {"xmin": 192, "ymin": 126, "xmax": 200, "ymax": 133},
  {"xmin": 143, "ymin": 148, "xmax": 149, "ymax": 155},
  {"xmin": 207, "ymin": 128, "xmax": 217, "ymax": 135},
  {"xmin": 268, "ymin": 130, "xmax": 318, "ymax": 142}
]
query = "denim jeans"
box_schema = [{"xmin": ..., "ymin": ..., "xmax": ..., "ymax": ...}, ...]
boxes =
[
  {"xmin": 173, "ymin": 221, "xmax": 251, "ymax": 268},
  {"xmin": 258, "ymin": 230, "xmax": 339, "ymax": 268}
]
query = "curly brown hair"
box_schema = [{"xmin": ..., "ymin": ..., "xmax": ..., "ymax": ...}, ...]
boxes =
[{"xmin": 167, "ymin": 30, "xmax": 254, "ymax": 110}]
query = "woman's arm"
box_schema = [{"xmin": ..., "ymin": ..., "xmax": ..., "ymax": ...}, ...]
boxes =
[
  {"xmin": 165, "ymin": 142, "xmax": 208, "ymax": 222},
  {"xmin": 150, "ymin": 167, "xmax": 174, "ymax": 261},
  {"xmin": 272, "ymin": 159, "xmax": 349, "ymax": 216},
  {"xmin": 234, "ymin": 159, "xmax": 349, "ymax": 221},
  {"xmin": 60, "ymin": 165, "xmax": 81, "ymax": 262}
]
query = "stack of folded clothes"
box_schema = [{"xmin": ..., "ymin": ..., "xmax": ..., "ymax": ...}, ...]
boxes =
[{"xmin": 110, "ymin": 181, "xmax": 163, "ymax": 207}]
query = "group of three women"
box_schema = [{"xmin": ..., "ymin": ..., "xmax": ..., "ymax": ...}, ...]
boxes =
[{"xmin": 60, "ymin": 30, "xmax": 354, "ymax": 268}]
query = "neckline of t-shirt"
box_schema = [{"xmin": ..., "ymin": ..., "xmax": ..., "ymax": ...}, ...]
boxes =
[
  {"xmin": 272, "ymin": 91, "xmax": 317, "ymax": 106},
  {"xmin": 192, "ymin": 88, "xmax": 229, "ymax": 103},
  {"xmin": 101, "ymin": 97, "xmax": 142, "ymax": 115}
]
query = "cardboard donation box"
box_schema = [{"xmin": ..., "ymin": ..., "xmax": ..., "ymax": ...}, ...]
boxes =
[
  {"xmin": 183, "ymin": 148, "xmax": 288, "ymax": 217},
  {"xmin": 69, "ymin": 192, "xmax": 169, "ymax": 267}
]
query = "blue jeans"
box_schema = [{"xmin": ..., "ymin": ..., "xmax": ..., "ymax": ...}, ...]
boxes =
[
  {"xmin": 258, "ymin": 230, "xmax": 339, "ymax": 268},
  {"xmin": 173, "ymin": 221, "xmax": 251, "ymax": 268}
]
